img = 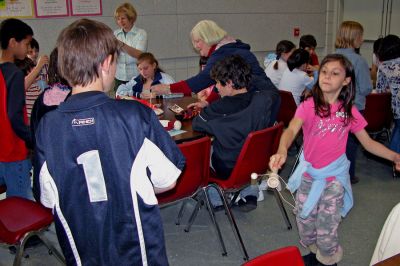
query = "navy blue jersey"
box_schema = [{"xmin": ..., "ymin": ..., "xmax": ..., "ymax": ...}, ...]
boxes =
[{"xmin": 33, "ymin": 91, "xmax": 185, "ymax": 266}]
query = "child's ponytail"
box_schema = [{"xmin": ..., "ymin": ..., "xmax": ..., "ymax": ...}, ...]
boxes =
[{"xmin": 273, "ymin": 40, "xmax": 295, "ymax": 70}]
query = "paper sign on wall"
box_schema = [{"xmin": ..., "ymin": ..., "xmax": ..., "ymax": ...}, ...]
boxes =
[
  {"xmin": 70, "ymin": 0, "xmax": 101, "ymax": 16},
  {"xmin": 35, "ymin": 0, "xmax": 68, "ymax": 18}
]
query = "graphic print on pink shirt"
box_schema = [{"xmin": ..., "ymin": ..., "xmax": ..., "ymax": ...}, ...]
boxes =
[{"xmin": 295, "ymin": 99, "xmax": 367, "ymax": 168}]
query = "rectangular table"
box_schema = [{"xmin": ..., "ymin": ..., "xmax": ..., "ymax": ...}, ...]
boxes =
[{"xmin": 152, "ymin": 96, "xmax": 205, "ymax": 143}]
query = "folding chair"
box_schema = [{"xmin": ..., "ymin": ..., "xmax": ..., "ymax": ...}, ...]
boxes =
[
  {"xmin": 277, "ymin": 90, "xmax": 297, "ymax": 128},
  {"xmin": 363, "ymin": 92, "xmax": 396, "ymax": 177},
  {"xmin": 156, "ymin": 137, "xmax": 228, "ymax": 256},
  {"xmin": 277, "ymin": 90, "xmax": 302, "ymax": 151},
  {"xmin": 364, "ymin": 92, "xmax": 392, "ymax": 142},
  {"xmin": 0, "ymin": 197, "xmax": 65, "ymax": 266},
  {"xmin": 242, "ymin": 246, "xmax": 304, "ymax": 266},
  {"xmin": 207, "ymin": 122, "xmax": 292, "ymax": 261}
]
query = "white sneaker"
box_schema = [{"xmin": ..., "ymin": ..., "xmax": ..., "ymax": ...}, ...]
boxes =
[
  {"xmin": 257, "ymin": 190, "xmax": 264, "ymax": 202},
  {"xmin": 259, "ymin": 179, "xmax": 268, "ymax": 191}
]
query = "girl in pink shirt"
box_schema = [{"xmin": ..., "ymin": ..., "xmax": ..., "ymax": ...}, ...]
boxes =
[{"xmin": 270, "ymin": 54, "xmax": 400, "ymax": 266}]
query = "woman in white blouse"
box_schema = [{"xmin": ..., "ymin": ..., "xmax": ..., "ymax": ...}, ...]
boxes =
[{"xmin": 114, "ymin": 3, "xmax": 147, "ymax": 92}]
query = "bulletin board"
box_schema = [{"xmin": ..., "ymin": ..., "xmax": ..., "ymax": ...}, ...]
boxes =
[{"xmin": 0, "ymin": 0, "xmax": 34, "ymax": 18}]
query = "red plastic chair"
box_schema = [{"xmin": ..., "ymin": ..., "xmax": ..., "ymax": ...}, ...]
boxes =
[
  {"xmin": 157, "ymin": 137, "xmax": 228, "ymax": 256},
  {"xmin": 0, "ymin": 197, "xmax": 65, "ymax": 265},
  {"xmin": 242, "ymin": 246, "xmax": 304, "ymax": 266},
  {"xmin": 277, "ymin": 90, "xmax": 298, "ymax": 127},
  {"xmin": 157, "ymin": 136, "xmax": 211, "ymax": 205},
  {"xmin": 364, "ymin": 92, "xmax": 392, "ymax": 141},
  {"xmin": 207, "ymin": 122, "xmax": 292, "ymax": 261}
]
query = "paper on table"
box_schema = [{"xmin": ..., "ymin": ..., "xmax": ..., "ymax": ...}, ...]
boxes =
[{"xmin": 168, "ymin": 129, "xmax": 187, "ymax": 137}]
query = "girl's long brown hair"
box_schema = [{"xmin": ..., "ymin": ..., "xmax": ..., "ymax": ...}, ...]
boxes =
[{"xmin": 304, "ymin": 54, "xmax": 356, "ymax": 125}]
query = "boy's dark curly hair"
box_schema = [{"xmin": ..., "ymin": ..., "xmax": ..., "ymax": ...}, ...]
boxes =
[{"xmin": 210, "ymin": 55, "xmax": 251, "ymax": 89}]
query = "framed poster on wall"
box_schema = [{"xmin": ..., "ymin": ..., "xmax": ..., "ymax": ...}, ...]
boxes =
[
  {"xmin": 34, "ymin": 0, "xmax": 68, "ymax": 18},
  {"xmin": 70, "ymin": 0, "xmax": 101, "ymax": 16},
  {"xmin": 0, "ymin": 0, "xmax": 34, "ymax": 18}
]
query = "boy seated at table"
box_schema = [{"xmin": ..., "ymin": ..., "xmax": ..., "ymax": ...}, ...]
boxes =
[
  {"xmin": 33, "ymin": 18, "xmax": 185, "ymax": 265},
  {"xmin": 192, "ymin": 55, "xmax": 280, "ymax": 211}
]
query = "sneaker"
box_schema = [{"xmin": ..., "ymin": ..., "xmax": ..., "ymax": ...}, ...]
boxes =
[
  {"xmin": 259, "ymin": 179, "xmax": 268, "ymax": 191},
  {"xmin": 235, "ymin": 196, "xmax": 257, "ymax": 212},
  {"xmin": 257, "ymin": 190, "xmax": 264, "ymax": 202}
]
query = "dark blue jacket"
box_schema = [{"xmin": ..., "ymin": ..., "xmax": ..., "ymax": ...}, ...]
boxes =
[
  {"xmin": 186, "ymin": 40, "xmax": 277, "ymax": 93},
  {"xmin": 192, "ymin": 89, "xmax": 280, "ymax": 179}
]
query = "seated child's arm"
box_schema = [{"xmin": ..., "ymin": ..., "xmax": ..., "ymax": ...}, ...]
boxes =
[
  {"xmin": 305, "ymin": 70, "xmax": 318, "ymax": 90},
  {"xmin": 355, "ymin": 129, "xmax": 400, "ymax": 170},
  {"xmin": 116, "ymin": 80, "xmax": 135, "ymax": 97},
  {"xmin": 270, "ymin": 117, "xmax": 303, "ymax": 171}
]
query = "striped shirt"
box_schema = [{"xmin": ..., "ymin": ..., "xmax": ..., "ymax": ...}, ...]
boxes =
[{"xmin": 25, "ymin": 81, "xmax": 42, "ymax": 122}]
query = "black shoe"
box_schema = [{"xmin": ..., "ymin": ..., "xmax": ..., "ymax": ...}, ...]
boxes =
[
  {"xmin": 316, "ymin": 262, "xmax": 337, "ymax": 266},
  {"xmin": 350, "ymin": 176, "xmax": 359, "ymax": 184},
  {"xmin": 212, "ymin": 205, "xmax": 225, "ymax": 212},
  {"xmin": 302, "ymin": 252, "xmax": 318, "ymax": 266},
  {"xmin": 235, "ymin": 196, "xmax": 257, "ymax": 212}
]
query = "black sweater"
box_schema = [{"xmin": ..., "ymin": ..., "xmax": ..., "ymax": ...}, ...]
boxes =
[{"xmin": 192, "ymin": 89, "xmax": 280, "ymax": 179}]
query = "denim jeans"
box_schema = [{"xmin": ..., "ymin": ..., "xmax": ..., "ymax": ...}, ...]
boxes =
[
  {"xmin": 207, "ymin": 185, "xmax": 259, "ymax": 207},
  {"xmin": 346, "ymin": 110, "xmax": 364, "ymax": 179},
  {"xmin": 0, "ymin": 159, "xmax": 33, "ymax": 199},
  {"xmin": 390, "ymin": 119, "xmax": 400, "ymax": 153}
]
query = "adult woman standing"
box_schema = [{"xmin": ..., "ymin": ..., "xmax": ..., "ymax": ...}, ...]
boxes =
[
  {"xmin": 335, "ymin": 21, "xmax": 373, "ymax": 184},
  {"xmin": 113, "ymin": 3, "xmax": 147, "ymax": 93},
  {"xmin": 152, "ymin": 20, "xmax": 277, "ymax": 107}
]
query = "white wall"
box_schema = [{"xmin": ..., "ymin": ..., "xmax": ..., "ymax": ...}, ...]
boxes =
[{"xmin": 15, "ymin": 0, "xmax": 328, "ymax": 81}]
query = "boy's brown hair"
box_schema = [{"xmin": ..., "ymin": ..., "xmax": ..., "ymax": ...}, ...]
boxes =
[{"xmin": 57, "ymin": 18, "xmax": 119, "ymax": 87}]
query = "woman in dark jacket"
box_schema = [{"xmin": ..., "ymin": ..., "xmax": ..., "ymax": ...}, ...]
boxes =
[{"xmin": 151, "ymin": 20, "xmax": 277, "ymax": 108}]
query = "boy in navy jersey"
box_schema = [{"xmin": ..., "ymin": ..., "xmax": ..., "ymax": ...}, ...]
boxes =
[{"xmin": 33, "ymin": 19, "xmax": 185, "ymax": 266}]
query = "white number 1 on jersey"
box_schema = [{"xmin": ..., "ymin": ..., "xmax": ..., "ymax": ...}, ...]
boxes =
[{"xmin": 77, "ymin": 150, "xmax": 108, "ymax": 202}]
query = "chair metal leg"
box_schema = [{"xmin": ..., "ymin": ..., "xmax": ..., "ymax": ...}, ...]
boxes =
[
  {"xmin": 176, "ymin": 200, "xmax": 187, "ymax": 225},
  {"xmin": 386, "ymin": 129, "xmax": 391, "ymax": 143},
  {"xmin": 394, "ymin": 165, "xmax": 399, "ymax": 179},
  {"xmin": 13, "ymin": 231, "xmax": 34, "ymax": 266},
  {"xmin": 273, "ymin": 189, "xmax": 292, "ymax": 230},
  {"xmin": 229, "ymin": 192, "xmax": 240, "ymax": 209},
  {"xmin": 37, "ymin": 233, "xmax": 66, "ymax": 265},
  {"xmin": 184, "ymin": 198, "xmax": 202, "ymax": 232},
  {"xmin": 13, "ymin": 244, "xmax": 25, "ymax": 266},
  {"xmin": 12, "ymin": 230, "xmax": 65, "ymax": 266},
  {"xmin": 290, "ymin": 145, "xmax": 303, "ymax": 176},
  {"xmin": 210, "ymin": 184, "xmax": 249, "ymax": 261},
  {"xmin": 203, "ymin": 187, "xmax": 228, "ymax": 256}
]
